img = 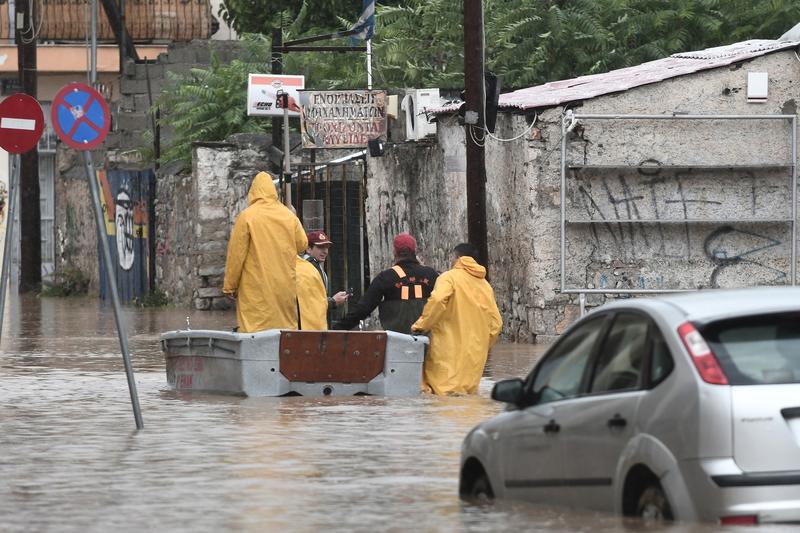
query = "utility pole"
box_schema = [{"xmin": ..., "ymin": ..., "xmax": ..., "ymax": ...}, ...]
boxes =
[
  {"xmin": 16, "ymin": 0, "xmax": 41, "ymax": 292},
  {"xmin": 463, "ymin": 0, "xmax": 488, "ymax": 267},
  {"xmin": 119, "ymin": 0, "xmax": 127, "ymax": 70},
  {"xmin": 100, "ymin": 0, "xmax": 138, "ymax": 62},
  {"xmin": 271, "ymin": 29, "xmax": 283, "ymax": 152}
]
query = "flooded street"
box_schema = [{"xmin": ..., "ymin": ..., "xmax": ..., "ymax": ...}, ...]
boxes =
[{"xmin": 0, "ymin": 296, "xmax": 786, "ymax": 532}]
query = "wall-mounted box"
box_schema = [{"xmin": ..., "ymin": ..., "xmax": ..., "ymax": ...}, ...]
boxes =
[{"xmin": 747, "ymin": 72, "xmax": 768, "ymax": 102}]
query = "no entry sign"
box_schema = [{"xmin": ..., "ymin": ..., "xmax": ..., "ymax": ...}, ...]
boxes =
[
  {"xmin": 0, "ymin": 93, "xmax": 44, "ymax": 154},
  {"xmin": 51, "ymin": 83, "xmax": 110, "ymax": 150}
]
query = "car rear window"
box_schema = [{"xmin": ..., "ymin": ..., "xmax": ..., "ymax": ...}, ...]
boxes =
[{"xmin": 701, "ymin": 312, "xmax": 800, "ymax": 385}]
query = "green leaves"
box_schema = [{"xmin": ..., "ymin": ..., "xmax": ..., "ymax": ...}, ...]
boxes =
[
  {"xmin": 154, "ymin": 36, "xmax": 273, "ymax": 168},
  {"xmin": 161, "ymin": 0, "xmax": 800, "ymax": 168}
]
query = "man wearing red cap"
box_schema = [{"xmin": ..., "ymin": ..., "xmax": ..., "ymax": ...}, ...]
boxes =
[
  {"xmin": 333, "ymin": 232, "xmax": 439, "ymax": 334},
  {"xmin": 302, "ymin": 230, "xmax": 349, "ymax": 318}
]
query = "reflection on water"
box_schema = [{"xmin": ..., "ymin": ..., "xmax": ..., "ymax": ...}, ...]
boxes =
[{"xmin": 0, "ymin": 296, "xmax": 785, "ymax": 531}]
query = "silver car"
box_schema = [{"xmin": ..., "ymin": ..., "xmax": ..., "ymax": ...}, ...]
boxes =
[{"xmin": 460, "ymin": 287, "xmax": 800, "ymax": 525}]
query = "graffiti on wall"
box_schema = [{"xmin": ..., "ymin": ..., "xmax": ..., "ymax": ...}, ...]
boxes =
[
  {"xmin": 569, "ymin": 160, "xmax": 790, "ymax": 288},
  {"xmin": 96, "ymin": 169, "xmax": 153, "ymax": 301}
]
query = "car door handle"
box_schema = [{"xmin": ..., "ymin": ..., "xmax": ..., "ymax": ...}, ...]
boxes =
[
  {"xmin": 543, "ymin": 419, "xmax": 560, "ymax": 433},
  {"xmin": 607, "ymin": 414, "xmax": 627, "ymax": 428}
]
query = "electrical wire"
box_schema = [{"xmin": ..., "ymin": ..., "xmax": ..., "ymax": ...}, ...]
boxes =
[
  {"xmin": 468, "ymin": 124, "xmax": 486, "ymax": 147},
  {"xmin": 20, "ymin": 0, "xmax": 44, "ymax": 44},
  {"xmin": 485, "ymin": 113, "xmax": 538, "ymax": 142}
]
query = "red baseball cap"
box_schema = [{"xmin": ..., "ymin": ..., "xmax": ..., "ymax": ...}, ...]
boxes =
[
  {"xmin": 393, "ymin": 232, "xmax": 416, "ymax": 255},
  {"xmin": 307, "ymin": 230, "xmax": 333, "ymax": 246}
]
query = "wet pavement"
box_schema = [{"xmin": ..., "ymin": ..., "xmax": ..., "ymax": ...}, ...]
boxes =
[{"xmin": 0, "ymin": 295, "xmax": 788, "ymax": 532}]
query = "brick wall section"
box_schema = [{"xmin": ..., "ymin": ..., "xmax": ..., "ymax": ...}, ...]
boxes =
[{"xmin": 106, "ymin": 39, "xmax": 244, "ymax": 160}]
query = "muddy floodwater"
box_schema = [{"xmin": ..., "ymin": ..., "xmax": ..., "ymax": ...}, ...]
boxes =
[{"xmin": 0, "ymin": 296, "xmax": 786, "ymax": 532}]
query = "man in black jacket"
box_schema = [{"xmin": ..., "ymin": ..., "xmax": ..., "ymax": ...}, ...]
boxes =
[{"xmin": 333, "ymin": 232, "xmax": 439, "ymax": 334}]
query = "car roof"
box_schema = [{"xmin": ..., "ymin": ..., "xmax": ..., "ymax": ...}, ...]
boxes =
[{"xmin": 595, "ymin": 286, "xmax": 800, "ymax": 324}]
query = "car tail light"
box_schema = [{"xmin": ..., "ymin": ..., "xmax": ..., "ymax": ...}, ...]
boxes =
[
  {"xmin": 677, "ymin": 322, "xmax": 728, "ymax": 385},
  {"xmin": 720, "ymin": 515, "xmax": 758, "ymax": 525}
]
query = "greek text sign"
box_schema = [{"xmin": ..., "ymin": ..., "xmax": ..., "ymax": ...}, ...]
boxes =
[{"xmin": 299, "ymin": 90, "xmax": 387, "ymax": 148}]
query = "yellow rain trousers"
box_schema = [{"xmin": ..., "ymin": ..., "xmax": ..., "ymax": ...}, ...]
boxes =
[
  {"xmin": 296, "ymin": 256, "xmax": 328, "ymax": 330},
  {"xmin": 412, "ymin": 256, "xmax": 502, "ymax": 395},
  {"xmin": 223, "ymin": 172, "xmax": 308, "ymax": 332}
]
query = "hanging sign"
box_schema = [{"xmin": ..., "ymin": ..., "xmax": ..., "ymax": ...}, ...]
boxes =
[
  {"xmin": 247, "ymin": 74, "xmax": 305, "ymax": 117},
  {"xmin": 51, "ymin": 83, "xmax": 110, "ymax": 150},
  {"xmin": 299, "ymin": 90, "xmax": 387, "ymax": 149},
  {"xmin": 0, "ymin": 93, "xmax": 45, "ymax": 154}
]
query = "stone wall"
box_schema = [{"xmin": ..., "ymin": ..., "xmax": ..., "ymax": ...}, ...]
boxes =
[
  {"xmin": 156, "ymin": 135, "xmax": 270, "ymax": 309},
  {"xmin": 367, "ymin": 49, "xmax": 800, "ymax": 342},
  {"xmin": 54, "ymin": 147, "xmax": 104, "ymax": 293}
]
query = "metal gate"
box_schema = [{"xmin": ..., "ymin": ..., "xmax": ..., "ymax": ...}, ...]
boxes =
[{"xmin": 291, "ymin": 152, "xmax": 369, "ymax": 310}]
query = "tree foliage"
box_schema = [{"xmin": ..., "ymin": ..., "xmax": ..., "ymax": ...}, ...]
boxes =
[
  {"xmin": 154, "ymin": 35, "xmax": 273, "ymax": 167},
  {"xmin": 158, "ymin": 0, "xmax": 800, "ymax": 166},
  {"xmin": 219, "ymin": 0, "xmax": 402, "ymax": 35}
]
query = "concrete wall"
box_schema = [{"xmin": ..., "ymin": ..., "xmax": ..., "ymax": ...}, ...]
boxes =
[{"xmin": 367, "ymin": 50, "xmax": 800, "ymax": 341}]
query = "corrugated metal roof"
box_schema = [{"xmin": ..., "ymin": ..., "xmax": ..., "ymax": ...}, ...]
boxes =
[{"xmin": 430, "ymin": 39, "xmax": 800, "ymax": 114}]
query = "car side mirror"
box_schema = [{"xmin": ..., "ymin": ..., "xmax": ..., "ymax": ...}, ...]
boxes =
[{"xmin": 491, "ymin": 378, "xmax": 525, "ymax": 404}]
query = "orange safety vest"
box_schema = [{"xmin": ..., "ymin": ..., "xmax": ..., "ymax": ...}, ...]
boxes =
[{"xmin": 392, "ymin": 265, "xmax": 424, "ymax": 300}]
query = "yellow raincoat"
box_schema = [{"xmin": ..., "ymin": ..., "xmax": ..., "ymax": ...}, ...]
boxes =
[
  {"xmin": 296, "ymin": 256, "xmax": 328, "ymax": 330},
  {"xmin": 412, "ymin": 256, "xmax": 502, "ymax": 395},
  {"xmin": 223, "ymin": 172, "xmax": 308, "ymax": 332}
]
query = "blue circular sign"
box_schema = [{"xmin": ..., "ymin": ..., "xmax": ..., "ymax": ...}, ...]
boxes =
[{"xmin": 51, "ymin": 83, "xmax": 110, "ymax": 150}]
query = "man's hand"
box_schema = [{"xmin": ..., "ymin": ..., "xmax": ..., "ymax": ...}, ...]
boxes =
[
  {"xmin": 224, "ymin": 291, "xmax": 237, "ymax": 301},
  {"xmin": 332, "ymin": 291, "xmax": 349, "ymax": 305}
]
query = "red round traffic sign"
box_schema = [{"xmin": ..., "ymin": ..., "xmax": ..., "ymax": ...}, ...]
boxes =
[
  {"xmin": 51, "ymin": 83, "xmax": 111, "ymax": 151},
  {"xmin": 0, "ymin": 93, "xmax": 45, "ymax": 154}
]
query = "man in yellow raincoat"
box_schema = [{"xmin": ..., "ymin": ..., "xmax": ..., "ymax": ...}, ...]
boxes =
[
  {"xmin": 411, "ymin": 243, "xmax": 502, "ymax": 395},
  {"xmin": 295, "ymin": 256, "xmax": 328, "ymax": 330},
  {"xmin": 223, "ymin": 171, "xmax": 308, "ymax": 332}
]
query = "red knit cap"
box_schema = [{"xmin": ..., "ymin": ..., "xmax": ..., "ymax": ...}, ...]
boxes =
[{"xmin": 393, "ymin": 232, "xmax": 417, "ymax": 255}]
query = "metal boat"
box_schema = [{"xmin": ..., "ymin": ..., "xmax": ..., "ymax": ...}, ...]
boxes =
[{"xmin": 161, "ymin": 329, "xmax": 427, "ymax": 397}]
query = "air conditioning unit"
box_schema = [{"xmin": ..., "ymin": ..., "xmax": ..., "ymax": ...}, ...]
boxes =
[{"xmin": 400, "ymin": 88, "xmax": 440, "ymax": 141}]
